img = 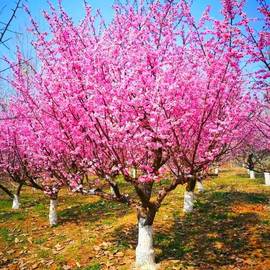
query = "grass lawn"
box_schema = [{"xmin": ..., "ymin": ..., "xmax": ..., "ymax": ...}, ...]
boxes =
[{"xmin": 0, "ymin": 166, "xmax": 270, "ymax": 270}]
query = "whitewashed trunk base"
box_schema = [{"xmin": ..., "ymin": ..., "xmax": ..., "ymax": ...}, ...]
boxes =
[
  {"xmin": 183, "ymin": 191, "xmax": 194, "ymax": 213},
  {"xmin": 247, "ymin": 169, "xmax": 250, "ymax": 175},
  {"xmin": 264, "ymin": 172, "xmax": 270, "ymax": 186},
  {"xmin": 132, "ymin": 168, "xmax": 137, "ymax": 178},
  {"xmin": 49, "ymin": 199, "xmax": 58, "ymax": 226},
  {"xmin": 135, "ymin": 220, "xmax": 157, "ymax": 270},
  {"xmin": 12, "ymin": 195, "xmax": 20, "ymax": 209},
  {"xmin": 214, "ymin": 167, "xmax": 219, "ymax": 175},
  {"xmin": 249, "ymin": 170, "xmax": 255, "ymax": 179},
  {"xmin": 197, "ymin": 181, "xmax": 204, "ymax": 193}
]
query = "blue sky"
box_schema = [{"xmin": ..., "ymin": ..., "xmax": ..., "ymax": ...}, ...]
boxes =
[
  {"xmin": 0, "ymin": 0, "xmax": 262, "ymax": 61},
  {"xmin": 0, "ymin": 0, "xmax": 264, "ymax": 94}
]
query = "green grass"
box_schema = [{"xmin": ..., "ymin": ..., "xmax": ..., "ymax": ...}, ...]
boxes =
[
  {"xmin": 81, "ymin": 264, "xmax": 102, "ymax": 270},
  {"xmin": 114, "ymin": 238, "xmax": 130, "ymax": 250},
  {"xmin": 34, "ymin": 202, "xmax": 46, "ymax": 211},
  {"xmin": 0, "ymin": 211, "xmax": 26, "ymax": 222},
  {"xmin": 55, "ymin": 254, "xmax": 66, "ymax": 264},
  {"xmin": 58, "ymin": 200, "xmax": 130, "ymax": 224},
  {"xmin": 33, "ymin": 237, "xmax": 47, "ymax": 245},
  {"xmin": 0, "ymin": 199, "xmax": 11, "ymax": 209},
  {"xmin": 37, "ymin": 249, "xmax": 53, "ymax": 259},
  {"xmin": 0, "ymin": 227, "xmax": 12, "ymax": 242}
]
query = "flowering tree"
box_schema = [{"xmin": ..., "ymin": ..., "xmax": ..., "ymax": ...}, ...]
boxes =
[
  {"xmin": 0, "ymin": 105, "xmax": 63, "ymax": 225},
  {"xmin": 0, "ymin": 125, "xmax": 30, "ymax": 209},
  {"xmin": 242, "ymin": 0, "xmax": 270, "ymax": 144},
  {"xmin": 0, "ymin": 107, "xmax": 40, "ymax": 209},
  {"xmin": 236, "ymin": 129, "xmax": 270, "ymax": 175},
  {"xmin": 229, "ymin": 0, "xmax": 270, "ymax": 179},
  {"xmin": 4, "ymin": 0, "xmax": 263, "ymax": 268}
]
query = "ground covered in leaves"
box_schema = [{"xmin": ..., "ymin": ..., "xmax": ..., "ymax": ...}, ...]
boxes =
[{"xmin": 0, "ymin": 167, "xmax": 270, "ymax": 270}]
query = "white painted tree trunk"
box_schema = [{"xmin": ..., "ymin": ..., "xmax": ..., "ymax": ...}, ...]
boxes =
[
  {"xmin": 183, "ymin": 191, "xmax": 194, "ymax": 213},
  {"xmin": 249, "ymin": 170, "xmax": 255, "ymax": 179},
  {"xmin": 49, "ymin": 199, "xmax": 58, "ymax": 226},
  {"xmin": 12, "ymin": 195, "xmax": 20, "ymax": 209},
  {"xmin": 247, "ymin": 169, "xmax": 250, "ymax": 175},
  {"xmin": 197, "ymin": 181, "xmax": 204, "ymax": 193},
  {"xmin": 264, "ymin": 172, "xmax": 270, "ymax": 186},
  {"xmin": 135, "ymin": 219, "xmax": 156, "ymax": 270},
  {"xmin": 132, "ymin": 168, "xmax": 137, "ymax": 178},
  {"xmin": 214, "ymin": 167, "xmax": 219, "ymax": 175}
]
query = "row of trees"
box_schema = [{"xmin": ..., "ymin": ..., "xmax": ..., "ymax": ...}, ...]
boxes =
[{"xmin": 0, "ymin": 0, "xmax": 269, "ymax": 268}]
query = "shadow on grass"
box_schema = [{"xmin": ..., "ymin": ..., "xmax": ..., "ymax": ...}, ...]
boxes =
[
  {"xmin": 0, "ymin": 212, "xmax": 26, "ymax": 223},
  {"xmin": 156, "ymin": 191, "xmax": 269, "ymax": 269},
  {"xmin": 111, "ymin": 191, "xmax": 269, "ymax": 269},
  {"xmin": 235, "ymin": 173, "xmax": 265, "ymax": 183},
  {"xmin": 0, "ymin": 193, "xmax": 132, "ymax": 225},
  {"xmin": 218, "ymin": 168, "xmax": 231, "ymax": 173},
  {"xmin": 0, "ymin": 198, "xmax": 12, "ymax": 211},
  {"xmin": 0, "ymin": 197, "xmax": 30, "ymax": 222},
  {"xmin": 109, "ymin": 225, "xmax": 137, "ymax": 253},
  {"xmin": 58, "ymin": 200, "xmax": 131, "ymax": 224}
]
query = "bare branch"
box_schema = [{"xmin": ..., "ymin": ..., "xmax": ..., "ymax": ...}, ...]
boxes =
[{"xmin": 0, "ymin": 0, "xmax": 22, "ymax": 45}]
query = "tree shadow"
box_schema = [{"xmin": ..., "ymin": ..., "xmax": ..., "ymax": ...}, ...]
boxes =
[
  {"xmin": 235, "ymin": 173, "xmax": 248, "ymax": 178},
  {"xmin": 0, "ymin": 210, "xmax": 26, "ymax": 222},
  {"xmin": 235, "ymin": 173, "xmax": 265, "ymax": 183},
  {"xmin": 219, "ymin": 168, "xmax": 231, "ymax": 173},
  {"xmin": 110, "ymin": 224, "xmax": 137, "ymax": 252},
  {"xmin": 58, "ymin": 199, "xmax": 131, "ymax": 224},
  {"xmin": 156, "ymin": 191, "xmax": 270, "ymax": 269}
]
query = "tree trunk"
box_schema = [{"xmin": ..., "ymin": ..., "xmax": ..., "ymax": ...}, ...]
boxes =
[
  {"xmin": 247, "ymin": 154, "xmax": 254, "ymax": 171},
  {"xmin": 49, "ymin": 198, "xmax": 58, "ymax": 226},
  {"xmin": 131, "ymin": 167, "xmax": 137, "ymax": 178},
  {"xmin": 183, "ymin": 191, "xmax": 195, "ymax": 213},
  {"xmin": 214, "ymin": 167, "xmax": 219, "ymax": 175},
  {"xmin": 16, "ymin": 182, "xmax": 23, "ymax": 196},
  {"xmin": 12, "ymin": 182, "xmax": 23, "ymax": 209},
  {"xmin": 110, "ymin": 182, "xmax": 121, "ymax": 198},
  {"xmin": 12, "ymin": 194, "xmax": 20, "ymax": 209},
  {"xmin": 264, "ymin": 172, "xmax": 270, "ymax": 186},
  {"xmin": 249, "ymin": 170, "xmax": 255, "ymax": 179},
  {"xmin": 106, "ymin": 175, "xmax": 121, "ymax": 198},
  {"xmin": 135, "ymin": 208, "xmax": 157, "ymax": 270},
  {"xmin": 183, "ymin": 179, "xmax": 196, "ymax": 213},
  {"xmin": 134, "ymin": 181, "xmax": 158, "ymax": 269},
  {"xmin": 197, "ymin": 180, "xmax": 204, "ymax": 193},
  {"xmin": 0, "ymin": 183, "xmax": 13, "ymax": 199}
]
